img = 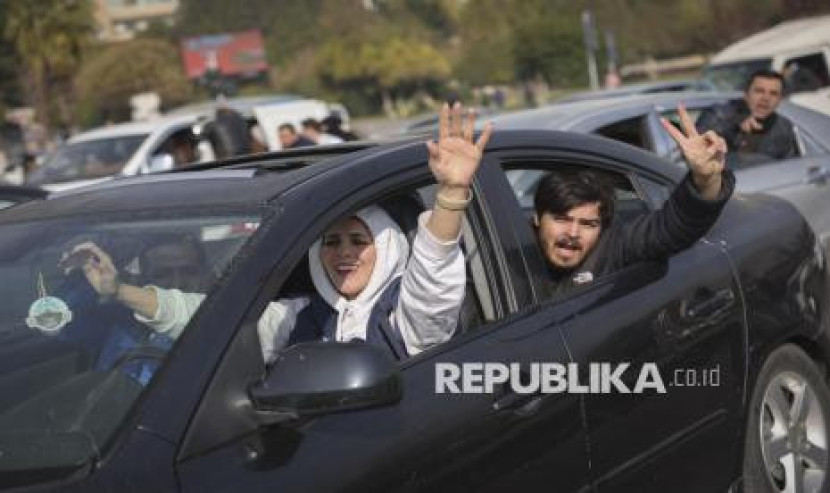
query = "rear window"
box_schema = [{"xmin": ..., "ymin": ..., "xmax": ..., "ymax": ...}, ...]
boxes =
[{"xmin": 703, "ymin": 59, "xmax": 772, "ymax": 91}]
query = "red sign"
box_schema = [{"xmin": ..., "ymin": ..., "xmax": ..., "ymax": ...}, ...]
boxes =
[{"xmin": 180, "ymin": 30, "xmax": 268, "ymax": 79}]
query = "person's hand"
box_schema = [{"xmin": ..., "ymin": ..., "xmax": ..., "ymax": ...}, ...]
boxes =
[
  {"xmin": 661, "ymin": 105, "xmax": 726, "ymax": 199},
  {"xmin": 739, "ymin": 115, "xmax": 763, "ymax": 134},
  {"xmin": 426, "ymin": 102, "xmax": 493, "ymax": 190},
  {"xmin": 60, "ymin": 242, "xmax": 119, "ymax": 297}
]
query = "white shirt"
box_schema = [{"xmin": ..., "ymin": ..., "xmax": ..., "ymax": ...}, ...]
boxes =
[{"xmin": 139, "ymin": 212, "xmax": 465, "ymax": 363}]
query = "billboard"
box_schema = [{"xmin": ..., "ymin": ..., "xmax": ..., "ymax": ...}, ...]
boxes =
[{"xmin": 180, "ymin": 30, "xmax": 268, "ymax": 80}]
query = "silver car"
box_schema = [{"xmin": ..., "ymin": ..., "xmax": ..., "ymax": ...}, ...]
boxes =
[{"xmin": 488, "ymin": 91, "xmax": 830, "ymax": 252}]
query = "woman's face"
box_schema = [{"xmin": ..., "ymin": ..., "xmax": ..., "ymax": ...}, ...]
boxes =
[{"xmin": 320, "ymin": 217, "xmax": 376, "ymax": 300}]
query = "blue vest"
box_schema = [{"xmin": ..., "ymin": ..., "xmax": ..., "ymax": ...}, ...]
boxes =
[{"xmin": 288, "ymin": 277, "xmax": 409, "ymax": 360}]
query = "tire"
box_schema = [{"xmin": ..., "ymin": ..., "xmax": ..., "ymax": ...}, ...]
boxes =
[{"xmin": 744, "ymin": 344, "xmax": 830, "ymax": 493}]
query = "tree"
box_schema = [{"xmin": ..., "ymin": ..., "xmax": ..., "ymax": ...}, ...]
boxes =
[
  {"xmin": 4, "ymin": 0, "xmax": 92, "ymax": 129},
  {"xmin": 75, "ymin": 39, "xmax": 193, "ymax": 124},
  {"xmin": 316, "ymin": 34, "xmax": 451, "ymax": 117}
]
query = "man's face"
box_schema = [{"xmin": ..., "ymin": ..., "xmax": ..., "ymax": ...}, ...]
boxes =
[
  {"xmin": 302, "ymin": 126, "xmax": 319, "ymax": 140},
  {"xmin": 745, "ymin": 76, "xmax": 783, "ymax": 120},
  {"xmin": 144, "ymin": 242, "xmax": 205, "ymax": 291},
  {"xmin": 279, "ymin": 128, "xmax": 297, "ymax": 148},
  {"xmin": 536, "ymin": 202, "xmax": 603, "ymax": 270}
]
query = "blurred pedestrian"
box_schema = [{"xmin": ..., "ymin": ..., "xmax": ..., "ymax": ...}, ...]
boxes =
[
  {"xmin": 203, "ymin": 103, "xmax": 251, "ymax": 159},
  {"xmin": 278, "ymin": 123, "xmax": 315, "ymax": 149},
  {"xmin": 321, "ymin": 113, "xmax": 359, "ymax": 141},
  {"xmin": 302, "ymin": 118, "xmax": 343, "ymax": 144}
]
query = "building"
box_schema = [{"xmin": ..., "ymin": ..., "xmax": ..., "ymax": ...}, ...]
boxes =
[{"xmin": 92, "ymin": 0, "xmax": 179, "ymax": 42}]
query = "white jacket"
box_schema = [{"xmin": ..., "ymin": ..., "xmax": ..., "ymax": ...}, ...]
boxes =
[{"xmin": 138, "ymin": 210, "xmax": 465, "ymax": 363}]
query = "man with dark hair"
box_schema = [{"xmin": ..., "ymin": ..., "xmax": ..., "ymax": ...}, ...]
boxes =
[
  {"xmin": 534, "ymin": 106, "xmax": 735, "ymax": 293},
  {"xmin": 301, "ymin": 118, "xmax": 343, "ymax": 144},
  {"xmin": 696, "ymin": 69, "xmax": 797, "ymax": 162},
  {"xmin": 278, "ymin": 123, "xmax": 315, "ymax": 149}
]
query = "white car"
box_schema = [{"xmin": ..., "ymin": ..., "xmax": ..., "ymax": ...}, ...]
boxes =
[
  {"xmin": 702, "ymin": 14, "xmax": 830, "ymax": 94},
  {"xmin": 27, "ymin": 114, "xmax": 208, "ymax": 192}
]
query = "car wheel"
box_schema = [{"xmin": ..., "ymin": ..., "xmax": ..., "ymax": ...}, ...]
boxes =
[{"xmin": 744, "ymin": 344, "xmax": 830, "ymax": 493}]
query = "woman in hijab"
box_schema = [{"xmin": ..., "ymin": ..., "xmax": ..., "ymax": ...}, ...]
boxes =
[{"xmin": 69, "ymin": 103, "xmax": 493, "ymax": 362}]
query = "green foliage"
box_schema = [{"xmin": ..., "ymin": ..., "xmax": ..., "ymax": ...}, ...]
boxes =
[
  {"xmin": 75, "ymin": 39, "xmax": 193, "ymax": 124},
  {"xmin": 4, "ymin": 0, "xmax": 93, "ymax": 127},
  {"xmin": 511, "ymin": 7, "xmax": 586, "ymax": 86}
]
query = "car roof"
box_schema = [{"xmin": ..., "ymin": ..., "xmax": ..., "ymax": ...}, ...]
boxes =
[
  {"xmin": 489, "ymin": 91, "xmax": 736, "ymax": 131},
  {"xmin": 165, "ymin": 95, "xmax": 305, "ymax": 119},
  {"xmin": 1, "ymin": 130, "xmax": 681, "ymax": 224},
  {"xmin": 710, "ymin": 15, "xmax": 830, "ymax": 65},
  {"xmin": 68, "ymin": 114, "xmax": 201, "ymax": 143},
  {"xmin": 556, "ymin": 79, "xmax": 713, "ymax": 104}
]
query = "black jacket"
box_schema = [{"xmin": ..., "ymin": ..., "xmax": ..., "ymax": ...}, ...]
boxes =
[
  {"xmin": 696, "ymin": 100, "xmax": 797, "ymax": 162},
  {"xmin": 550, "ymin": 170, "xmax": 736, "ymax": 293}
]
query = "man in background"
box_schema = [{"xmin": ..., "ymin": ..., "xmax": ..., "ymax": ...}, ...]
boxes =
[
  {"xmin": 278, "ymin": 123, "xmax": 315, "ymax": 149},
  {"xmin": 696, "ymin": 69, "xmax": 797, "ymax": 163}
]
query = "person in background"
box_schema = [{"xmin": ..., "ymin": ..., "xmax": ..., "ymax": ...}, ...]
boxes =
[
  {"xmin": 302, "ymin": 118, "xmax": 343, "ymax": 145},
  {"xmin": 278, "ymin": 123, "xmax": 316, "ymax": 149},
  {"xmin": 321, "ymin": 113, "xmax": 360, "ymax": 141},
  {"xmin": 696, "ymin": 69, "xmax": 797, "ymax": 163}
]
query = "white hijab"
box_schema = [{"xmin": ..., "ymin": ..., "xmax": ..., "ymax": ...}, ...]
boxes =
[{"xmin": 308, "ymin": 205, "xmax": 410, "ymax": 342}]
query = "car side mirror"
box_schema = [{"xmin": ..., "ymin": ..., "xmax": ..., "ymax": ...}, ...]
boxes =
[
  {"xmin": 147, "ymin": 154, "xmax": 175, "ymax": 173},
  {"xmin": 249, "ymin": 342, "xmax": 401, "ymax": 423}
]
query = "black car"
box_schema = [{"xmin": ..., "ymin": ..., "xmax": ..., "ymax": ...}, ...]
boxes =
[{"xmin": 0, "ymin": 132, "xmax": 828, "ymax": 492}]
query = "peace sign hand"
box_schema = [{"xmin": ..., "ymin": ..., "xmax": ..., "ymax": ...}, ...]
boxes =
[{"xmin": 661, "ymin": 104, "xmax": 726, "ymax": 199}]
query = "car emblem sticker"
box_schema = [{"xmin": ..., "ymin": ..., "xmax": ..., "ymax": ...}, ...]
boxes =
[{"xmin": 25, "ymin": 273, "xmax": 73, "ymax": 335}]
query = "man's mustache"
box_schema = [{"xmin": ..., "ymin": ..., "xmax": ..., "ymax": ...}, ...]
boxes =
[{"xmin": 554, "ymin": 235, "xmax": 582, "ymax": 250}]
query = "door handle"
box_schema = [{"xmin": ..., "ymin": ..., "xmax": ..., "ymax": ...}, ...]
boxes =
[
  {"xmin": 493, "ymin": 390, "xmax": 543, "ymax": 417},
  {"xmin": 684, "ymin": 289, "xmax": 735, "ymax": 318},
  {"xmin": 805, "ymin": 165, "xmax": 830, "ymax": 185}
]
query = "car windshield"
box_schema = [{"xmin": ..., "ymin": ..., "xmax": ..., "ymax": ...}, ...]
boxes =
[
  {"xmin": 29, "ymin": 135, "xmax": 147, "ymax": 184},
  {"xmin": 702, "ymin": 59, "xmax": 772, "ymax": 91},
  {"xmin": 0, "ymin": 210, "xmax": 260, "ymax": 482}
]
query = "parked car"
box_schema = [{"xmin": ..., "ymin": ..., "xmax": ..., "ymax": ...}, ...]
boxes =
[
  {"xmin": 556, "ymin": 79, "xmax": 716, "ymax": 104},
  {"xmin": 0, "ymin": 132, "xmax": 828, "ymax": 492},
  {"xmin": 702, "ymin": 15, "xmax": 830, "ymax": 94},
  {"xmin": 488, "ymin": 90, "xmax": 830, "ymax": 254},
  {"xmin": 167, "ymin": 95, "xmax": 352, "ymax": 151},
  {"xmin": 26, "ymin": 114, "xmax": 207, "ymax": 192},
  {"xmin": 0, "ymin": 183, "xmax": 46, "ymax": 210}
]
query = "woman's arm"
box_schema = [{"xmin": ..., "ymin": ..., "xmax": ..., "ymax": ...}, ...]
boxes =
[{"xmin": 424, "ymin": 102, "xmax": 492, "ymax": 240}]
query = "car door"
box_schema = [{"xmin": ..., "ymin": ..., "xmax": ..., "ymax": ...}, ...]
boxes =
[
  {"xmin": 175, "ymin": 152, "xmax": 592, "ymax": 492},
  {"xmin": 737, "ymin": 155, "xmax": 830, "ymax": 255},
  {"xmin": 484, "ymin": 147, "xmax": 747, "ymax": 492}
]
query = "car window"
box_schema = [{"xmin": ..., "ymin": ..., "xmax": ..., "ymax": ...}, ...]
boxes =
[
  {"xmin": 33, "ymin": 135, "xmax": 147, "ymax": 183},
  {"xmin": 502, "ymin": 161, "xmax": 651, "ymax": 299},
  {"xmin": 154, "ymin": 128, "xmax": 202, "ymax": 169},
  {"xmin": 256, "ymin": 184, "xmax": 500, "ymax": 365},
  {"xmin": 505, "ymin": 167, "xmax": 649, "ymax": 224},
  {"xmin": 703, "ymin": 59, "xmax": 772, "ymax": 91},
  {"xmin": 0, "ymin": 210, "xmax": 261, "ymax": 473},
  {"xmin": 783, "ymin": 53, "xmax": 830, "ymax": 93},
  {"xmin": 595, "ymin": 116, "xmax": 648, "ymax": 149}
]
